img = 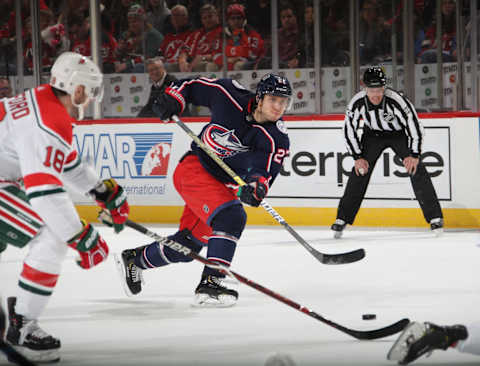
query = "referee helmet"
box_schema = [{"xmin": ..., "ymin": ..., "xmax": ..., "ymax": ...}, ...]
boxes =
[{"xmin": 363, "ymin": 66, "xmax": 386, "ymax": 87}]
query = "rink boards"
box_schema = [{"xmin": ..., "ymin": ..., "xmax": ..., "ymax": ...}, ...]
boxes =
[{"xmin": 73, "ymin": 114, "xmax": 480, "ymax": 228}]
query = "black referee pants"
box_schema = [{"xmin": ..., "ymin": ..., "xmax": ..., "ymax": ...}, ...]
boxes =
[{"xmin": 337, "ymin": 130, "xmax": 443, "ymax": 224}]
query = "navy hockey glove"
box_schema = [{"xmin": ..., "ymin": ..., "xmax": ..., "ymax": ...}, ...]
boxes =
[
  {"xmin": 237, "ymin": 176, "xmax": 268, "ymax": 207},
  {"xmin": 152, "ymin": 87, "xmax": 185, "ymax": 121}
]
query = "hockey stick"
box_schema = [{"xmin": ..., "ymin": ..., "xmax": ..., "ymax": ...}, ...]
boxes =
[
  {"xmin": 125, "ymin": 219, "xmax": 408, "ymax": 339},
  {"xmin": 170, "ymin": 115, "xmax": 365, "ymax": 265}
]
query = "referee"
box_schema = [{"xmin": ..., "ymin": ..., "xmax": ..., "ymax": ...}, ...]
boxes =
[{"xmin": 331, "ymin": 66, "xmax": 443, "ymax": 238}]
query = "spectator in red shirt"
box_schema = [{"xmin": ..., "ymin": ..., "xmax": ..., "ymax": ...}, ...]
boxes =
[
  {"xmin": 69, "ymin": 13, "xmax": 118, "ymax": 73},
  {"xmin": 418, "ymin": 0, "xmax": 457, "ymax": 63},
  {"xmin": 178, "ymin": 3, "xmax": 222, "ymax": 72},
  {"xmin": 215, "ymin": 3, "xmax": 264, "ymax": 71},
  {"xmin": 157, "ymin": 5, "xmax": 194, "ymax": 72}
]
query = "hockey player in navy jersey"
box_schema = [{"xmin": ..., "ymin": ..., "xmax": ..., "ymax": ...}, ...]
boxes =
[{"xmin": 116, "ymin": 73, "xmax": 292, "ymax": 307}]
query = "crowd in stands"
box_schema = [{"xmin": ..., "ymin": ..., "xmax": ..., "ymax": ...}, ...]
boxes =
[{"xmin": 0, "ymin": 0, "xmax": 473, "ymax": 76}]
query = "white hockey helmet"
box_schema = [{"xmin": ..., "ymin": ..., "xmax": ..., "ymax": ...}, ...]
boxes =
[{"xmin": 50, "ymin": 51, "xmax": 104, "ymax": 119}]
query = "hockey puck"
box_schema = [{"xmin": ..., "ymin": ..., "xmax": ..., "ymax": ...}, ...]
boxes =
[{"xmin": 362, "ymin": 314, "xmax": 376, "ymax": 320}]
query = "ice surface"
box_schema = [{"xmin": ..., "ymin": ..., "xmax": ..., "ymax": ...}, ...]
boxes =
[{"xmin": 1, "ymin": 225, "xmax": 479, "ymax": 365}]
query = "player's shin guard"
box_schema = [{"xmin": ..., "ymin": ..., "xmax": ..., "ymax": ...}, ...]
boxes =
[{"xmin": 134, "ymin": 229, "xmax": 204, "ymax": 269}]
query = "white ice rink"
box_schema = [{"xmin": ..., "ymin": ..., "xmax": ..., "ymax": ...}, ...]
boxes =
[{"xmin": 1, "ymin": 225, "xmax": 480, "ymax": 366}]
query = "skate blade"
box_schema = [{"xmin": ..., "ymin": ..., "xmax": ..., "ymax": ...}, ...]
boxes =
[
  {"xmin": 113, "ymin": 253, "xmax": 135, "ymax": 297},
  {"xmin": 432, "ymin": 228, "xmax": 444, "ymax": 237},
  {"xmin": 387, "ymin": 322, "xmax": 426, "ymax": 362},
  {"xmin": 192, "ymin": 294, "xmax": 237, "ymax": 308},
  {"xmin": 333, "ymin": 231, "xmax": 343, "ymax": 239},
  {"xmin": 10, "ymin": 345, "xmax": 60, "ymax": 363}
]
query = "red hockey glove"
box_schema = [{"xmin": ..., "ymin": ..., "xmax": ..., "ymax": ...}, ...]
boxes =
[
  {"xmin": 237, "ymin": 175, "xmax": 268, "ymax": 207},
  {"xmin": 91, "ymin": 179, "xmax": 129, "ymax": 233},
  {"xmin": 67, "ymin": 220, "xmax": 109, "ymax": 269}
]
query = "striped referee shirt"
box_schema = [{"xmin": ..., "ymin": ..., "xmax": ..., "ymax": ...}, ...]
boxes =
[{"xmin": 343, "ymin": 88, "xmax": 424, "ymax": 159}]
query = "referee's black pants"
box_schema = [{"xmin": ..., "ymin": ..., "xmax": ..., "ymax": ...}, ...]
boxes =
[{"xmin": 337, "ymin": 129, "xmax": 443, "ymax": 224}]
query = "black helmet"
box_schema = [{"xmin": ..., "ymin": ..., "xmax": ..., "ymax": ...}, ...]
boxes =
[
  {"xmin": 363, "ymin": 66, "xmax": 386, "ymax": 87},
  {"xmin": 256, "ymin": 73, "xmax": 292, "ymax": 100}
]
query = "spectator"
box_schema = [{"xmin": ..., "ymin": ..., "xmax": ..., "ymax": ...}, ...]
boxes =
[
  {"xmin": 69, "ymin": 13, "xmax": 118, "ymax": 73},
  {"xmin": 57, "ymin": 0, "xmax": 89, "ymax": 24},
  {"xmin": 218, "ymin": 3, "xmax": 264, "ymax": 70},
  {"xmin": 178, "ymin": 3, "xmax": 222, "ymax": 72},
  {"xmin": 0, "ymin": 77, "xmax": 12, "ymax": 98},
  {"xmin": 24, "ymin": 8, "xmax": 67, "ymax": 74},
  {"xmin": 278, "ymin": 5, "xmax": 304, "ymax": 69},
  {"xmin": 137, "ymin": 57, "xmax": 178, "ymax": 117},
  {"xmin": 109, "ymin": 0, "xmax": 134, "ymax": 38},
  {"xmin": 321, "ymin": 0, "xmax": 350, "ymax": 66},
  {"xmin": 115, "ymin": 4, "xmax": 164, "ymax": 73},
  {"xmin": 246, "ymin": 0, "xmax": 271, "ymax": 40},
  {"xmin": 146, "ymin": 0, "xmax": 171, "ymax": 34},
  {"xmin": 358, "ymin": 0, "xmax": 391, "ymax": 65},
  {"xmin": 157, "ymin": 4, "xmax": 193, "ymax": 72},
  {"xmin": 418, "ymin": 0, "xmax": 457, "ymax": 63}
]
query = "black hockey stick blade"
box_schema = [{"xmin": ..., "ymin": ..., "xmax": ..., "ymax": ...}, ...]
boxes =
[
  {"xmin": 320, "ymin": 248, "xmax": 366, "ymax": 265},
  {"xmin": 338, "ymin": 318, "xmax": 410, "ymax": 340},
  {"xmin": 0, "ymin": 341, "xmax": 37, "ymax": 366}
]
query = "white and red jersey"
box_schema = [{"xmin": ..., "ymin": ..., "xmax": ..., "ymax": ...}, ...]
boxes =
[
  {"xmin": 158, "ymin": 28, "xmax": 194, "ymax": 64},
  {"xmin": 0, "ymin": 85, "xmax": 100, "ymax": 243}
]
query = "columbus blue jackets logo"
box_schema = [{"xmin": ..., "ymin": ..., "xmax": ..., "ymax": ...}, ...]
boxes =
[{"xmin": 202, "ymin": 124, "xmax": 249, "ymax": 158}]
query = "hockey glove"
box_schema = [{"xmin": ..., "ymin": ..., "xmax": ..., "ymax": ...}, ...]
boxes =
[
  {"xmin": 67, "ymin": 220, "xmax": 109, "ymax": 269},
  {"xmin": 237, "ymin": 175, "xmax": 268, "ymax": 207},
  {"xmin": 152, "ymin": 87, "xmax": 185, "ymax": 121},
  {"xmin": 91, "ymin": 178, "xmax": 129, "ymax": 233}
]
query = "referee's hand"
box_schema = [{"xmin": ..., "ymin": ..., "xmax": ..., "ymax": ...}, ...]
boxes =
[
  {"xmin": 354, "ymin": 158, "xmax": 369, "ymax": 176},
  {"xmin": 403, "ymin": 156, "xmax": 419, "ymax": 175}
]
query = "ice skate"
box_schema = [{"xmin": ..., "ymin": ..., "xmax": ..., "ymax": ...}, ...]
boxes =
[
  {"xmin": 387, "ymin": 321, "xmax": 468, "ymax": 365},
  {"xmin": 193, "ymin": 275, "xmax": 238, "ymax": 308},
  {"xmin": 430, "ymin": 218, "xmax": 444, "ymax": 236},
  {"xmin": 6, "ymin": 297, "xmax": 60, "ymax": 363},
  {"xmin": 331, "ymin": 219, "xmax": 346, "ymax": 239},
  {"xmin": 114, "ymin": 248, "xmax": 144, "ymax": 296}
]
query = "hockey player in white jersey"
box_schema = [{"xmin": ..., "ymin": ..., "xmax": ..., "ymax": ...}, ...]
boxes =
[
  {"xmin": 387, "ymin": 320, "xmax": 479, "ymax": 364},
  {"xmin": 0, "ymin": 51, "xmax": 130, "ymax": 363}
]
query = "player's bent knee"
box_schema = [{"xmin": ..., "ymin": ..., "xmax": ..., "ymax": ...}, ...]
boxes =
[{"xmin": 211, "ymin": 204, "xmax": 247, "ymax": 238}]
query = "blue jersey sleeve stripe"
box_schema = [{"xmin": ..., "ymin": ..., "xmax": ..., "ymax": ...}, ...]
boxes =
[{"xmin": 177, "ymin": 79, "xmax": 244, "ymax": 112}]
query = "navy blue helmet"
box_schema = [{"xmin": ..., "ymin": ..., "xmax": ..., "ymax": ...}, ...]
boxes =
[
  {"xmin": 256, "ymin": 74, "xmax": 292, "ymax": 101},
  {"xmin": 363, "ymin": 66, "xmax": 386, "ymax": 87}
]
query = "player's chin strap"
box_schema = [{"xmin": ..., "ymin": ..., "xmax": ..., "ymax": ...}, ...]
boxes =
[{"xmin": 169, "ymin": 115, "xmax": 365, "ymax": 265}]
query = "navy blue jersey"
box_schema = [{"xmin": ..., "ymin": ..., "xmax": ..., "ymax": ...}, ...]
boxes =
[{"xmin": 170, "ymin": 77, "xmax": 290, "ymax": 186}]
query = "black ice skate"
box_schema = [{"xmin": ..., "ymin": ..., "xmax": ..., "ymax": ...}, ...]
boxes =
[
  {"xmin": 387, "ymin": 321, "xmax": 468, "ymax": 365},
  {"xmin": 430, "ymin": 218, "xmax": 444, "ymax": 236},
  {"xmin": 194, "ymin": 275, "xmax": 238, "ymax": 308},
  {"xmin": 331, "ymin": 219, "xmax": 346, "ymax": 239},
  {"xmin": 114, "ymin": 248, "xmax": 144, "ymax": 296},
  {"xmin": 6, "ymin": 297, "xmax": 60, "ymax": 363}
]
